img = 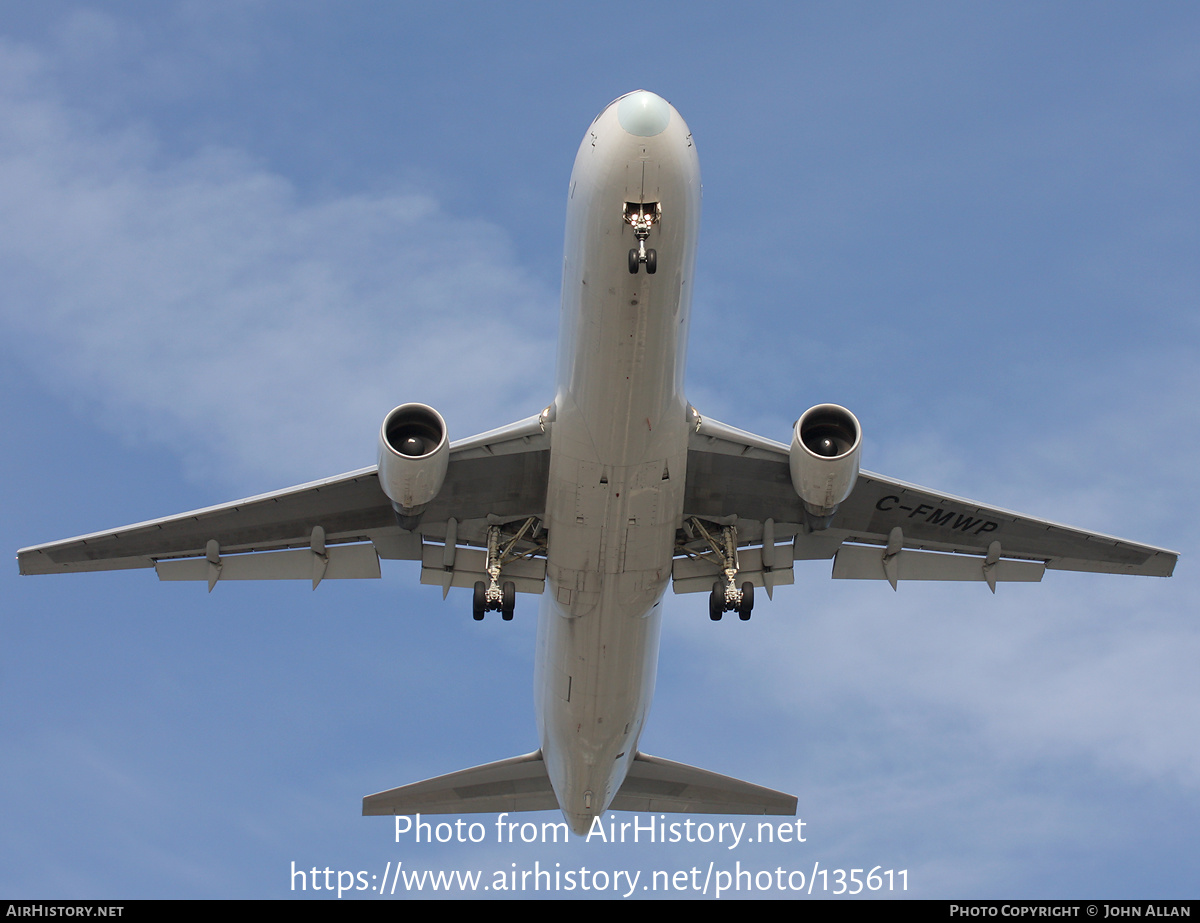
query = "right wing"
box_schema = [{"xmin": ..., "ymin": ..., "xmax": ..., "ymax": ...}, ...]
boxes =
[
  {"xmin": 677, "ymin": 413, "xmax": 1177, "ymax": 592},
  {"xmin": 18, "ymin": 415, "xmax": 551, "ymax": 591}
]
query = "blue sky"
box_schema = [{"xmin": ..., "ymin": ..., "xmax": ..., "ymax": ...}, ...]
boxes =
[{"xmin": 2, "ymin": 2, "xmax": 1197, "ymax": 900}]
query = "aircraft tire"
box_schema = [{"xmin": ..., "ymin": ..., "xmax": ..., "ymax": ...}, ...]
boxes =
[
  {"xmin": 738, "ymin": 581, "xmax": 754, "ymax": 620},
  {"xmin": 501, "ymin": 581, "xmax": 516, "ymax": 620},
  {"xmin": 709, "ymin": 581, "xmax": 724, "ymax": 620},
  {"xmin": 473, "ymin": 581, "xmax": 486, "ymax": 621},
  {"xmin": 646, "ymin": 248, "xmax": 657, "ymax": 274},
  {"xmin": 628, "ymin": 249, "xmax": 639, "ymax": 274}
]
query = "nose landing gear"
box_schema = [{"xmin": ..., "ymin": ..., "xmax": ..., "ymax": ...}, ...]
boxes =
[
  {"xmin": 624, "ymin": 201, "xmax": 660, "ymax": 274},
  {"xmin": 628, "ymin": 243, "xmax": 657, "ymax": 275}
]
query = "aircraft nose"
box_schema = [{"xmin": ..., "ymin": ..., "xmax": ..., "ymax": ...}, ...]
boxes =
[{"xmin": 617, "ymin": 90, "xmax": 672, "ymax": 137}]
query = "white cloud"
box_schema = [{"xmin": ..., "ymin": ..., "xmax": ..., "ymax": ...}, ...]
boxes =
[
  {"xmin": 0, "ymin": 35, "xmax": 557, "ymax": 490},
  {"xmin": 662, "ymin": 566, "xmax": 1199, "ymax": 805}
]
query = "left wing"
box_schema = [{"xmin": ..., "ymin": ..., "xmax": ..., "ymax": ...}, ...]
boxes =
[
  {"xmin": 677, "ymin": 414, "xmax": 1177, "ymax": 592},
  {"xmin": 18, "ymin": 415, "xmax": 550, "ymax": 591}
]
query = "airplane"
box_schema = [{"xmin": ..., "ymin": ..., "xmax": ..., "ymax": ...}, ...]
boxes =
[{"xmin": 18, "ymin": 90, "xmax": 1178, "ymax": 836}]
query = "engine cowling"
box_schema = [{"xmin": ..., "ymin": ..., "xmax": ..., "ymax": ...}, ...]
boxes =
[
  {"xmin": 789, "ymin": 403, "xmax": 862, "ymax": 518},
  {"xmin": 377, "ymin": 403, "xmax": 449, "ymax": 518}
]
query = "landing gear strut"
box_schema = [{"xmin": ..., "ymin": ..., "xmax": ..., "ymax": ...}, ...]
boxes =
[
  {"xmin": 471, "ymin": 519, "xmax": 535, "ymax": 621},
  {"xmin": 691, "ymin": 519, "xmax": 755, "ymax": 621}
]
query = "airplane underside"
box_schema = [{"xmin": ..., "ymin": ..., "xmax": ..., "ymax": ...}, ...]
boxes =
[{"xmin": 18, "ymin": 90, "xmax": 1176, "ymax": 838}]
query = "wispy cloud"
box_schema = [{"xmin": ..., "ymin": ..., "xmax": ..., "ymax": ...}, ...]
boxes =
[{"xmin": 0, "ymin": 34, "xmax": 556, "ymax": 490}]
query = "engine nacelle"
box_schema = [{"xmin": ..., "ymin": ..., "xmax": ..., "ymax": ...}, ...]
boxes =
[
  {"xmin": 377, "ymin": 403, "xmax": 450, "ymax": 519},
  {"xmin": 789, "ymin": 403, "xmax": 862, "ymax": 518}
]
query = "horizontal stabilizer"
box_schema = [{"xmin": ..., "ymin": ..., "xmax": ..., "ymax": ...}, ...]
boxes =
[
  {"xmin": 362, "ymin": 750, "xmax": 557, "ymax": 816},
  {"xmin": 611, "ymin": 752, "xmax": 797, "ymax": 816}
]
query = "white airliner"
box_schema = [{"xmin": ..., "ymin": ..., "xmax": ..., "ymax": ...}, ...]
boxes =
[{"xmin": 18, "ymin": 91, "xmax": 1178, "ymax": 835}]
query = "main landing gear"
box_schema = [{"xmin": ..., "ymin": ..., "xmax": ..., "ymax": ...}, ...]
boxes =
[
  {"xmin": 473, "ymin": 578, "xmax": 515, "ymax": 621},
  {"xmin": 688, "ymin": 518, "xmax": 756, "ymax": 621},
  {"xmin": 471, "ymin": 519, "xmax": 536, "ymax": 621},
  {"xmin": 710, "ymin": 579, "xmax": 754, "ymax": 621},
  {"xmin": 624, "ymin": 201, "xmax": 660, "ymax": 274}
]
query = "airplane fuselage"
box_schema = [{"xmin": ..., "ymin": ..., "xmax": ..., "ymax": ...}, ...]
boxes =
[{"xmin": 535, "ymin": 91, "xmax": 701, "ymax": 833}]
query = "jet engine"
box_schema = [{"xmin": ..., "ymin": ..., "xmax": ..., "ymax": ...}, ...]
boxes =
[
  {"xmin": 377, "ymin": 403, "xmax": 450, "ymax": 524},
  {"xmin": 789, "ymin": 403, "xmax": 862, "ymax": 518}
]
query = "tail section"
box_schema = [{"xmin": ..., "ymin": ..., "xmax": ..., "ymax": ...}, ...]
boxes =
[{"xmin": 362, "ymin": 749, "xmax": 795, "ymax": 822}]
